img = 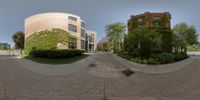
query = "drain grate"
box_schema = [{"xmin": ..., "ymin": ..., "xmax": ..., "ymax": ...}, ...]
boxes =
[
  {"xmin": 122, "ymin": 69, "xmax": 135, "ymax": 77},
  {"xmin": 89, "ymin": 63, "xmax": 97, "ymax": 67}
]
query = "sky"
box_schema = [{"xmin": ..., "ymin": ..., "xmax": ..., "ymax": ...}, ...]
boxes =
[{"xmin": 0, "ymin": 0, "xmax": 200, "ymax": 46}]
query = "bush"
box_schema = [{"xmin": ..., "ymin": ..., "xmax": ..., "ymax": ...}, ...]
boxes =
[
  {"xmin": 128, "ymin": 50, "xmax": 139, "ymax": 57},
  {"xmin": 174, "ymin": 52, "xmax": 187, "ymax": 61},
  {"xmin": 118, "ymin": 52, "xmax": 132, "ymax": 59},
  {"xmin": 118, "ymin": 51, "xmax": 187, "ymax": 65},
  {"xmin": 148, "ymin": 58, "xmax": 160, "ymax": 64},
  {"xmin": 150, "ymin": 54, "xmax": 159, "ymax": 59},
  {"xmin": 160, "ymin": 52, "xmax": 175, "ymax": 64},
  {"xmin": 130, "ymin": 57, "xmax": 142, "ymax": 63},
  {"xmin": 30, "ymin": 49, "xmax": 85, "ymax": 58}
]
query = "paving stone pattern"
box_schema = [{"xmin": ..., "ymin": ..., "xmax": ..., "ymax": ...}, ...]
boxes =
[{"xmin": 0, "ymin": 53, "xmax": 200, "ymax": 100}]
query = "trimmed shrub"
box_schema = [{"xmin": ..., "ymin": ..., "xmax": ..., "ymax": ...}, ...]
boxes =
[
  {"xmin": 30, "ymin": 49, "xmax": 85, "ymax": 58},
  {"xmin": 143, "ymin": 59, "xmax": 148, "ymax": 64},
  {"xmin": 150, "ymin": 54, "xmax": 159, "ymax": 59},
  {"xmin": 118, "ymin": 51, "xmax": 188, "ymax": 65},
  {"xmin": 160, "ymin": 52, "xmax": 175, "ymax": 64},
  {"xmin": 117, "ymin": 52, "xmax": 132, "ymax": 59},
  {"xmin": 174, "ymin": 52, "xmax": 188, "ymax": 61},
  {"xmin": 148, "ymin": 58, "xmax": 160, "ymax": 64},
  {"xmin": 129, "ymin": 50, "xmax": 139, "ymax": 57},
  {"xmin": 130, "ymin": 57, "xmax": 140, "ymax": 63}
]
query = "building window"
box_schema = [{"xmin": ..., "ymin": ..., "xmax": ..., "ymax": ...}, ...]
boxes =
[
  {"xmin": 91, "ymin": 34, "xmax": 94, "ymax": 43},
  {"xmin": 68, "ymin": 16, "xmax": 77, "ymax": 21},
  {"xmin": 68, "ymin": 41, "xmax": 77, "ymax": 49},
  {"xmin": 154, "ymin": 17, "xmax": 160, "ymax": 21},
  {"xmin": 81, "ymin": 22, "xmax": 85, "ymax": 28},
  {"xmin": 81, "ymin": 40, "xmax": 85, "ymax": 49},
  {"xmin": 89, "ymin": 36, "xmax": 94, "ymax": 43},
  {"xmin": 92, "ymin": 38, "xmax": 94, "ymax": 43},
  {"xmin": 138, "ymin": 18, "xmax": 143, "ymax": 22},
  {"xmin": 81, "ymin": 29, "xmax": 85, "ymax": 38},
  {"xmin": 68, "ymin": 24, "xmax": 77, "ymax": 32},
  {"xmin": 138, "ymin": 24, "xmax": 142, "ymax": 28},
  {"xmin": 155, "ymin": 23, "xmax": 160, "ymax": 27}
]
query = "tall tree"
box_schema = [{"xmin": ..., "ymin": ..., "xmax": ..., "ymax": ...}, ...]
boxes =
[
  {"xmin": 12, "ymin": 31, "xmax": 25, "ymax": 54},
  {"xmin": 105, "ymin": 22, "xmax": 126, "ymax": 52},
  {"xmin": 125, "ymin": 28, "xmax": 161, "ymax": 57},
  {"xmin": 173, "ymin": 23, "xmax": 198, "ymax": 53},
  {"xmin": 186, "ymin": 25, "xmax": 198, "ymax": 45}
]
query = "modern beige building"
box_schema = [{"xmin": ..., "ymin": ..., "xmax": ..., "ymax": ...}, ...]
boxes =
[
  {"xmin": 25, "ymin": 12, "xmax": 97, "ymax": 52},
  {"xmin": 86, "ymin": 30, "xmax": 97, "ymax": 52}
]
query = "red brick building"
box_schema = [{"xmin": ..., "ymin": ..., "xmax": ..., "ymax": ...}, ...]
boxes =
[
  {"xmin": 127, "ymin": 12, "xmax": 173, "ymax": 53},
  {"xmin": 128, "ymin": 12, "xmax": 171, "ymax": 32}
]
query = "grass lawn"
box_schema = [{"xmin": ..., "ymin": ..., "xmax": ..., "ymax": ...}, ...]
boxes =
[{"xmin": 24, "ymin": 54, "xmax": 89, "ymax": 65}]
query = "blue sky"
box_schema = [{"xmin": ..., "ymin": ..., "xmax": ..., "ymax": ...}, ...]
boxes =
[{"xmin": 0, "ymin": 0, "xmax": 200, "ymax": 46}]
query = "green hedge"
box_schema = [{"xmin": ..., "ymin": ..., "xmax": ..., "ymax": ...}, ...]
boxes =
[
  {"xmin": 30, "ymin": 49, "xmax": 85, "ymax": 58},
  {"xmin": 118, "ymin": 52, "xmax": 188, "ymax": 65},
  {"xmin": 159, "ymin": 52, "xmax": 175, "ymax": 64},
  {"xmin": 174, "ymin": 52, "xmax": 188, "ymax": 61}
]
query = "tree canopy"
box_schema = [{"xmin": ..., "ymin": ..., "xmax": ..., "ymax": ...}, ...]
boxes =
[
  {"xmin": 105, "ymin": 22, "xmax": 126, "ymax": 52},
  {"xmin": 12, "ymin": 31, "xmax": 25, "ymax": 50},
  {"xmin": 172, "ymin": 22, "xmax": 198, "ymax": 53},
  {"xmin": 124, "ymin": 28, "xmax": 161, "ymax": 57}
]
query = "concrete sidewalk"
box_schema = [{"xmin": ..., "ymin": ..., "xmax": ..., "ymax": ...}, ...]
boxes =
[
  {"xmin": 0, "ymin": 50, "xmax": 20, "ymax": 55},
  {"xmin": 15, "ymin": 52, "xmax": 198, "ymax": 75},
  {"xmin": 15, "ymin": 53, "xmax": 99, "ymax": 75}
]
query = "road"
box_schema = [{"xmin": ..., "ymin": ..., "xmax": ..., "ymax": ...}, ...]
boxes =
[{"xmin": 1, "ymin": 52, "xmax": 200, "ymax": 100}]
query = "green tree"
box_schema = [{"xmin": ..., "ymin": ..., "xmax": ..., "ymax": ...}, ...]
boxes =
[
  {"xmin": 125, "ymin": 28, "xmax": 161, "ymax": 57},
  {"xmin": 12, "ymin": 31, "xmax": 25, "ymax": 54},
  {"xmin": 97, "ymin": 37, "xmax": 109, "ymax": 51},
  {"xmin": 186, "ymin": 25, "xmax": 198, "ymax": 45},
  {"xmin": 105, "ymin": 22, "xmax": 126, "ymax": 52},
  {"xmin": 159, "ymin": 29, "xmax": 173, "ymax": 53},
  {"xmin": 173, "ymin": 23, "xmax": 198, "ymax": 53},
  {"xmin": 1, "ymin": 46, "xmax": 8, "ymax": 50}
]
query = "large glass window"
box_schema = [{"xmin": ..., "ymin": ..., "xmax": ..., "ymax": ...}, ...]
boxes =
[
  {"xmin": 81, "ymin": 22, "xmax": 85, "ymax": 28},
  {"xmin": 68, "ymin": 16, "xmax": 77, "ymax": 21},
  {"xmin": 91, "ymin": 34, "xmax": 94, "ymax": 43},
  {"xmin": 81, "ymin": 40, "xmax": 85, "ymax": 49},
  {"xmin": 81, "ymin": 29, "xmax": 85, "ymax": 38},
  {"xmin": 68, "ymin": 41, "xmax": 77, "ymax": 49},
  {"xmin": 68, "ymin": 24, "xmax": 77, "ymax": 32},
  {"xmin": 89, "ymin": 36, "xmax": 93, "ymax": 42}
]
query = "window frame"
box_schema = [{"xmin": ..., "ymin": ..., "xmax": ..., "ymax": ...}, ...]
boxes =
[
  {"xmin": 68, "ymin": 16, "xmax": 77, "ymax": 21},
  {"xmin": 81, "ymin": 22, "xmax": 85, "ymax": 28},
  {"xmin": 68, "ymin": 24, "xmax": 77, "ymax": 32}
]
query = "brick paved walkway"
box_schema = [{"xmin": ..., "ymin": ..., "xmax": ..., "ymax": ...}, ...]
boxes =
[{"xmin": 0, "ymin": 53, "xmax": 200, "ymax": 100}]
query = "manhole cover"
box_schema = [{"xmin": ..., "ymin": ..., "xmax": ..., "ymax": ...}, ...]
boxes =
[
  {"xmin": 89, "ymin": 63, "xmax": 97, "ymax": 67},
  {"xmin": 122, "ymin": 69, "xmax": 135, "ymax": 77}
]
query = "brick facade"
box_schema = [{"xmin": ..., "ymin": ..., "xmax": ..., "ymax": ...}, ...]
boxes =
[{"xmin": 128, "ymin": 12, "xmax": 171, "ymax": 32}]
